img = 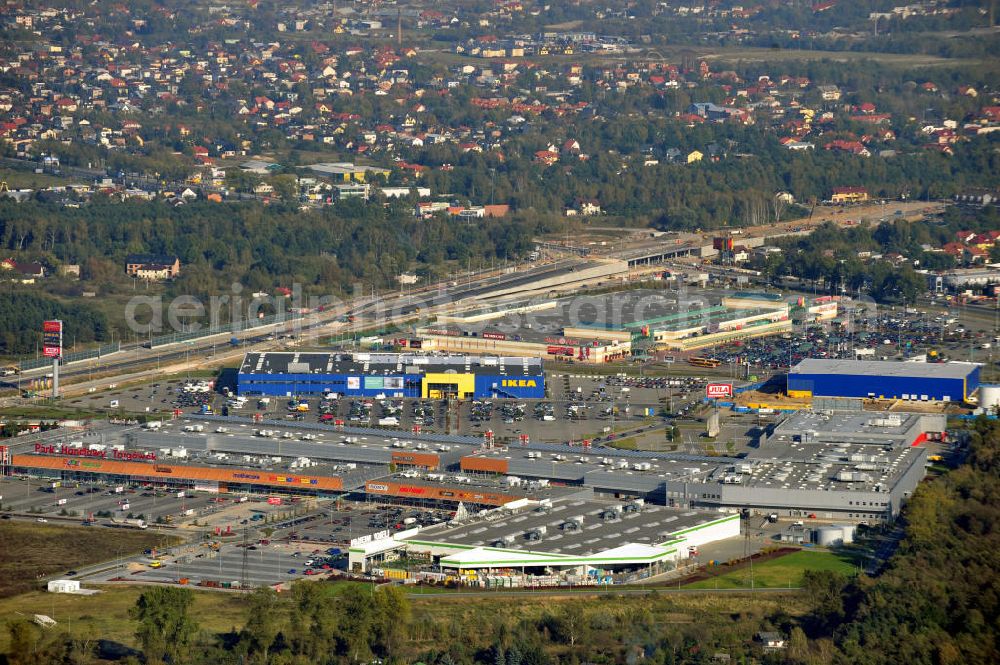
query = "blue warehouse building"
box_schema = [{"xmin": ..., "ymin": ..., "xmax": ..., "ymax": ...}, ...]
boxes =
[
  {"xmin": 238, "ymin": 352, "xmax": 545, "ymax": 400},
  {"xmin": 788, "ymin": 358, "xmax": 980, "ymax": 403}
]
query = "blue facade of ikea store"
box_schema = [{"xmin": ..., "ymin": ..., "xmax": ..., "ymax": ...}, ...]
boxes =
[
  {"xmin": 238, "ymin": 352, "xmax": 546, "ymax": 400},
  {"xmin": 788, "ymin": 359, "xmax": 980, "ymax": 402},
  {"xmin": 238, "ymin": 371, "xmax": 418, "ymax": 398},
  {"xmin": 237, "ymin": 371, "xmax": 545, "ymax": 399}
]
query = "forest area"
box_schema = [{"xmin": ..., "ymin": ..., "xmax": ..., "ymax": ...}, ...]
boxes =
[
  {"xmin": 4, "ymin": 418, "xmax": 999, "ymax": 665},
  {"xmin": 0, "ymin": 292, "xmax": 109, "ymax": 356},
  {"xmin": 0, "ymin": 198, "xmax": 551, "ymax": 297},
  {"xmin": 0, "ymin": 197, "xmax": 552, "ymax": 357}
]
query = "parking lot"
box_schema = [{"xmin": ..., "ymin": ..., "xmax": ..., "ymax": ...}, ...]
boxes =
[
  {"xmin": 66, "ymin": 500, "xmax": 454, "ymax": 588},
  {"xmin": 59, "ymin": 369, "xmax": 717, "ymax": 447},
  {"xmin": 75, "ymin": 531, "xmax": 347, "ymax": 589},
  {"xmin": 64, "ymin": 378, "xmax": 213, "ymax": 415},
  {"xmin": 0, "ymin": 476, "xmax": 219, "ymax": 524},
  {"xmin": 709, "ymin": 308, "xmax": 1000, "ymax": 375}
]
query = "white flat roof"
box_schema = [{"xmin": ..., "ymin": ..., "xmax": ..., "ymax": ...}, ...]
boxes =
[{"xmin": 791, "ymin": 358, "xmax": 977, "ymax": 380}]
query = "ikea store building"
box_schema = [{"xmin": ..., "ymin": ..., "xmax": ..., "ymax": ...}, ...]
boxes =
[
  {"xmin": 788, "ymin": 358, "xmax": 980, "ymax": 403},
  {"xmin": 238, "ymin": 352, "xmax": 545, "ymax": 400}
]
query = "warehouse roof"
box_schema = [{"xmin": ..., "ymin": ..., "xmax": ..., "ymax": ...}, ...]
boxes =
[
  {"xmin": 133, "ymin": 426, "xmax": 469, "ymax": 472},
  {"xmin": 417, "ymin": 324, "xmax": 623, "ymax": 348},
  {"xmin": 743, "ymin": 440, "xmax": 925, "ymax": 493},
  {"xmin": 773, "ymin": 410, "xmax": 927, "ymax": 441},
  {"xmin": 427, "ymin": 289, "xmax": 786, "ymax": 335},
  {"xmin": 407, "ymin": 498, "xmax": 728, "ymax": 556},
  {"xmin": 367, "ymin": 473, "xmax": 584, "ymax": 502},
  {"xmin": 239, "ymin": 352, "xmax": 543, "ymax": 376},
  {"xmin": 791, "ymin": 358, "xmax": 978, "ymax": 380}
]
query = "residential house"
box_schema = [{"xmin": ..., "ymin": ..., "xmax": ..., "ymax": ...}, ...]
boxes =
[
  {"xmin": 534, "ymin": 149, "xmax": 559, "ymax": 166},
  {"xmin": 125, "ymin": 254, "xmax": 181, "ymax": 280},
  {"xmin": 756, "ymin": 632, "xmax": 786, "ymax": 651},
  {"xmin": 830, "ymin": 186, "xmax": 869, "ymax": 203},
  {"xmin": 817, "ymin": 85, "xmax": 841, "ymax": 101},
  {"xmin": 825, "ymin": 140, "xmax": 870, "ymax": 157},
  {"xmin": 0, "ymin": 258, "xmax": 46, "ymax": 282}
]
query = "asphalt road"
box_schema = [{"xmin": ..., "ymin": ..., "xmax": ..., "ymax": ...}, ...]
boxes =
[{"xmin": 865, "ymin": 525, "xmax": 905, "ymax": 575}]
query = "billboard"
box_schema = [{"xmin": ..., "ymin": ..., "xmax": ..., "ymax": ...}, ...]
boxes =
[
  {"xmin": 384, "ymin": 376, "xmax": 404, "ymax": 390},
  {"xmin": 42, "ymin": 320, "xmax": 62, "ymax": 359},
  {"xmin": 365, "ymin": 376, "xmax": 384, "ymax": 390},
  {"xmin": 706, "ymin": 383, "xmax": 733, "ymax": 398},
  {"xmin": 347, "ymin": 376, "xmax": 361, "ymax": 390}
]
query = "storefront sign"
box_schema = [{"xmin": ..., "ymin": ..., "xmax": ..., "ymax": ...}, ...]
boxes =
[
  {"xmin": 423, "ymin": 328, "xmax": 460, "ymax": 337},
  {"xmin": 706, "ymin": 383, "xmax": 733, "ymax": 398},
  {"xmin": 34, "ymin": 443, "xmax": 156, "ymax": 461},
  {"xmin": 501, "ymin": 379, "xmax": 537, "ymax": 388},
  {"xmin": 350, "ymin": 529, "xmax": 391, "ymax": 547}
]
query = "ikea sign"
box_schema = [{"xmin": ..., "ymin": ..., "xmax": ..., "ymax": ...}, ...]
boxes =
[{"xmin": 502, "ymin": 379, "xmax": 537, "ymax": 388}]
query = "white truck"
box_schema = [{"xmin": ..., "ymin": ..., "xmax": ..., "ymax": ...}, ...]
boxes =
[{"xmin": 111, "ymin": 517, "xmax": 147, "ymax": 529}]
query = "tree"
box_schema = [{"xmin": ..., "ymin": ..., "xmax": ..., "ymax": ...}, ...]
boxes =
[
  {"xmin": 287, "ymin": 581, "xmax": 338, "ymax": 660},
  {"xmin": 802, "ymin": 570, "xmax": 847, "ymax": 634},
  {"xmin": 786, "ymin": 626, "xmax": 809, "ymax": 664},
  {"xmin": 270, "ymin": 174, "xmax": 298, "ymax": 202},
  {"xmin": 550, "ymin": 603, "xmax": 587, "ymax": 647},
  {"xmin": 240, "ymin": 587, "xmax": 281, "ymax": 664},
  {"xmin": 5, "ymin": 620, "xmax": 40, "ymax": 665},
  {"xmin": 130, "ymin": 587, "xmax": 197, "ymax": 665},
  {"xmin": 373, "ymin": 585, "xmax": 412, "ymax": 657}
]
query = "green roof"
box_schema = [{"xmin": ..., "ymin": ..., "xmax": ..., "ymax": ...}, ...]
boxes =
[{"xmin": 727, "ymin": 292, "xmax": 783, "ymax": 301}]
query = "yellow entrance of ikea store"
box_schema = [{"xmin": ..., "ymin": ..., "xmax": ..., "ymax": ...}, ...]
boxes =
[{"xmin": 422, "ymin": 373, "xmax": 475, "ymax": 399}]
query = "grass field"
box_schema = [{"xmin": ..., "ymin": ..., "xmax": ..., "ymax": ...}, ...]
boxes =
[
  {"xmin": 0, "ymin": 578, "xmax": 810, "ymax": 654},
  {"xmin": 0, "ymin": 405, "xmax": 104, "ymax": 421},
  {"xmin": 0, "ymin": 167, "xmax": 70, "ymax": 189},
  {"xmin": 0, "ymin": 579, "xmax": 388, "ymax": 652},
  {"xmin": 0, "ymin": 522, "xmax": 182, "ymax": 598},
  {"xmin": 606, "ymin": 437, "xmax": 638, "ymax": 450},
  {"xmin": 0, "ymin": 585, "xmax": 244, "ymax": 652},
  {"xmin": 683, "ymin": 549, "xmax": 859, "ymax": 590}
]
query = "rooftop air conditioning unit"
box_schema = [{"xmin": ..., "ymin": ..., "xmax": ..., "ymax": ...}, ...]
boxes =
[{"xmin": 525, "ymin": 528, "xmax": 545, "ymax": 541}]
